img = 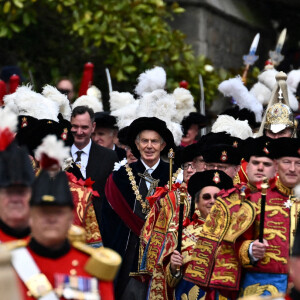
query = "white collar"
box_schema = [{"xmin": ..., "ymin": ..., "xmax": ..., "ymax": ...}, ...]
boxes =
[
  {"xmin": 71, "ymin": 139, "xmax": 92, "ymax": 156},
  {"xmin": 141, "ymin": 159, "xmax": 160, "ymax": 172}
]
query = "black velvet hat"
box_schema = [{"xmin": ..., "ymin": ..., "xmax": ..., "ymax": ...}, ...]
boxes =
[
  {"xmin": 181, "ymin": 112, "xmax": 208, "ymax": 136},
  {"xmin": 201, "ymin": 132, "xmax": 242, "ymax": 149},
  {"xmin": 202, "ymin": 144, "xmax": 241, "ymax": 165},
  {"xmin": 127, "ymin": 117, "xmax": 175, "ymax": 158},
  {"xmin": 242, "ymin": 136, "xmax": 273, "ymax": 162},
  {"xmin": 175, "ymin": 143, "xmax": 202, "ymax": 166},
  {"xmin": 188, "ymin": 170, "xmax": 233, "ymax": 200},
  {"xmin": 30, "ymin": 170, "xmax": 73, "ymax": 208},
  {"xmin": 94, "ymin": 112, "xmax": 118, "ymax": 129},
  {"xmin": 268, "ymin": 138, "xmax": 300, "ymax": 159},
  {"xmin": 0, "ymin": 143, "xmax": 35, "ymax": 188},
  {"xmin": 118, "ymin": 126, "xmax": 129, "ymax": 146}
]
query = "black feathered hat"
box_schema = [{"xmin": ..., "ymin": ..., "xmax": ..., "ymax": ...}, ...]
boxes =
[
  {"xmin": 127, "ymin": 117, "xmax": 175, "ymax": 158},
  {"xmin": 242, "ymin": 136, "xmax": 273, "ymax": 162},
  {"xmin": 30, "ymin": 170, "xmax": 73, "ymax": 208},
  {"xmin": 181, "ymin": 112, "xmax": 208, "ymax": 136},
  {"xmin": 175, "ymin": 143, "xmax": 202, "ymax": 166},
  {"xmin": 188, "ymin": 170, "xmax": 233, "ymax": 200},
  {"xmin": 268, "ymin": 138, "xmax": 300, "ymax": 159},
  {"xmin": 94, "ymin": 112, "xmax": 118, "ymax": 129}
]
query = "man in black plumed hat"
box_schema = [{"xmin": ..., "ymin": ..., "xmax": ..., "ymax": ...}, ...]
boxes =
[
  {"xmin": 91, "ymin": 112, "xmax": 126, "ymax": 160},
  {"xmin": 101, "ymin": 117, "xmax": 180, "ymax": 300},
  {"xmin": 9, "ymin": 170, "xmax": 116, "ymax": 300}
]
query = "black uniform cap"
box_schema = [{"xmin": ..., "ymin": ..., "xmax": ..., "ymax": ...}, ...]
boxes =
[
  {"xmin": 0, "ymin": 142, "xmax": 34, "ymax": 188},
  {"xmin": 30, "ymin": 170, "xmax": 73, "ymax": 208}
]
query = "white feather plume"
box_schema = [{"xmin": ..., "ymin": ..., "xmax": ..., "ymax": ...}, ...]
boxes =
[
  {"xmin": 250, "ymin": 82, "xmax": 272, "ymax": 106},
  {"xmin": 287, "ymin": 89, "xmax": 299, "ymax": 111},
  {"xmin": 166, "ymin": 121, "xmax": 183, "ymax": 146},
  {"xmin": 211, "ymin": 115, "xmax": 253, "ymax": 139},
  {"xmin": 72, "ymin": 95, "xmax": 103, "ymax": 113},
  {"xmin": 112, "ymin": 101, "xmax": 140, "ymax": 129},
  {"xmin": 42, "ymin": 85, "xmax": 71, "ymax": 120},
  {"xmin": 218, "ymin": 77, "xmax": 263, "ymax": 122},
  {"xmin": 287, "ymin": 70, "xmax": 300, "ymax": 93},
  {"xmin": 109, "ymin": 91, "xmax": 135, "ymax": 112},
  {"xmin": 13, "ymin": 85, "xmax": 59, "ymax": 121},
  {"xmin": 295, "ymin": 184, "xmax": 300, "ymax": 199},
  {"xmin": 35, "ymin": 135, "xmax": 70, "ymax": 167},
  {"xmin": 172, "ymin": 87, "xmax": 196, "ymax": 123},
  {"xmin": 0, "ymin": 106, "xmax": 18, "ymax": 132},
  {"xmin": 258, "ymin": 68, "xmax": 278, "ymax": 90},
  {"xmin": 3, "ymin": 93, "xmax": 19, "ymax": 114},
  {"xmin": 134, "ymin": 66, "xmax": 166, "ymax": 96},
  {"xmin": 87, "ymin": 85, "xmax": 102, "ymax": 101}
]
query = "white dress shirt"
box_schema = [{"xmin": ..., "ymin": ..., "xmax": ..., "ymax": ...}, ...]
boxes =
[{"xmin": 71, "ymin": 140, "xmax": 92, "ymax": 179}]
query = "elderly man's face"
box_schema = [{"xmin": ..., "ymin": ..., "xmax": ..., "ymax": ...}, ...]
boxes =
[
  {"xmin": 92, "ymin": 127, "xmax": 116, "ymax": 149},
  {"xmin": 182, "ymin": 162, "xmax": 196, "ymax": 182},
  {"xmin": 276, "ymin": 157, "xmax": 300, "ymax": 188},
  {"xmin": 135, "ymin": 130, "xmax": 166, "ymax": 167}
]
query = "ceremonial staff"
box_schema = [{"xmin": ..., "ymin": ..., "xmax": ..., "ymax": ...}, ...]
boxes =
[
  {"xmin": 259, "ymin": 178, "xmax": 269, "ymax": 243},
  {"xmin": 199, "ymin": 74, "xmax": 206, "ymax": 137},
  {"xmin": 168, "ymin": 148, "xmax": 174, "ymax": 191},
  {"xmin": 241, "ymin": 33, "xmax": 260, "ymax": 84},
  {"xmin": 176, "ymin": 189, "xmax": 186, "ymax": 271},
  {"xmin": 269, "ymin": 28, "xmax": 286, "ymax": 67}
]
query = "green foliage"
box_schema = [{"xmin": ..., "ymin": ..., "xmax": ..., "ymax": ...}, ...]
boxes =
[{"xmin": 0, "ymin": 0, "xmax": 228, "ymax": 106}]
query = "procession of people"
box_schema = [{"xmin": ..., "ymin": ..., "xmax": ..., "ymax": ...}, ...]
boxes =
[{"xmin": 1, "ymin": 37, "xmax": 300, "ymax": 300}]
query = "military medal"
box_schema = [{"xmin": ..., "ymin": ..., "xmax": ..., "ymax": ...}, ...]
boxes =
[
  {"xmin": 21, "ymin": 117, "xmax": 28, "ymax": 128},
  {"xmin": 61, "ymin": 128, "xmax": 68, "ymax": 141}
]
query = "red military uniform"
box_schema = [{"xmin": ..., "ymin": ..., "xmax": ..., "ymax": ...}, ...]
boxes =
[
  {"xmin": 15, "ymin": 238, "xmax": 114, "ymax": 300},
  {"xmin": 0, "ymin": 219, "xmax": 30, "ymax": 243},
  {"xmin": 238, "ymin": 178, "xmax": 299, "ymax": 297}
]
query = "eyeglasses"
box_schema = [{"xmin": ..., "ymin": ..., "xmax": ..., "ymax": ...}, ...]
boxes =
[
  {"xmin": 57, "ymin": 88, "xmax": 72, "ymax": 95},
  {"xmin": 183, "ymin": 163, "xmax": 195, "ymax": 170},
  {"xmin": 202, "ymin": 193, "xmax": 218, "ymax": 200},
  {"xmin": 205, "ymin": 163, "xmax": 228, "ymax": 171}
]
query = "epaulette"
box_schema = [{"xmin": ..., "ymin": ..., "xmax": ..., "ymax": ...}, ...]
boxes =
[
  {"xmin": 68, "ymin": 225, "xmax": 86, "ymax": 244},
  {"xmin": 1, "ymin": 239, "xmax": 28, "ymax": 251},
  {"xmin": 72, "ymin": 241, "xmax": 122, "ymax": 281}
]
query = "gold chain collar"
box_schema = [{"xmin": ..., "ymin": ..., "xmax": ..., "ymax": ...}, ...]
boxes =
[{"xmin": 125, "ymin": 163, "xmax": 151, "ymax": 214}]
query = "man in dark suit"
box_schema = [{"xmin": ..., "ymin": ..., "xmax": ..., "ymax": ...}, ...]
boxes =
[
  {"xmin": 101, "ymin": 117, "xmax": 180, "ymax": 300},
  {"xmin": 69, "ymin": 106, "xmax": 118, "ymax": 226}
]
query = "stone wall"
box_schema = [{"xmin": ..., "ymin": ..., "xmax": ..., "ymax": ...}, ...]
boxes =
[{"xmin": 168, "ymin": 0, "xmax": 273, "ymax": 69}]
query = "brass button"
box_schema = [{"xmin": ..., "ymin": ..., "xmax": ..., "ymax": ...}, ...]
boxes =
[
  {"xmin": 72, "ymin": 259, "xmax": 79, "ymax": 267},
  {"xmin": 70, "ymin": 269, "xmax": 77, "ymax": 275}
]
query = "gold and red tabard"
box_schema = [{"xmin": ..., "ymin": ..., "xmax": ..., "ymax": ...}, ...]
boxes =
[
  {"xmin": 240, "ymin": 179, "xmax": 299, "ymax": 274},
  {"xmin": 137, "ymin": 184, "xmax": 190, "ymax": 278},
  {"xmin": 184, "ymin": 187, "xmax": 256, "ymax": 295},
  {"xmin": 66, "ymin": 173, "xmax": 102, "ymax": 247}
]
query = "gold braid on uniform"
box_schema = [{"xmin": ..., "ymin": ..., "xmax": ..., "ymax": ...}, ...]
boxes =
[
  {"xmin": 165, "ymin": 262, "xmax": 182, "ymax": 288},
  {"xmin": 276, "ymin": 179, "xmax": 293, "ymax": 196},
  {"xmin": 125, "ymin": 163, "xmax": 151, "ymax": 214},
  {"xmin": 239, "ymin": 240, "xmax": 254, "ymax": 267}
]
